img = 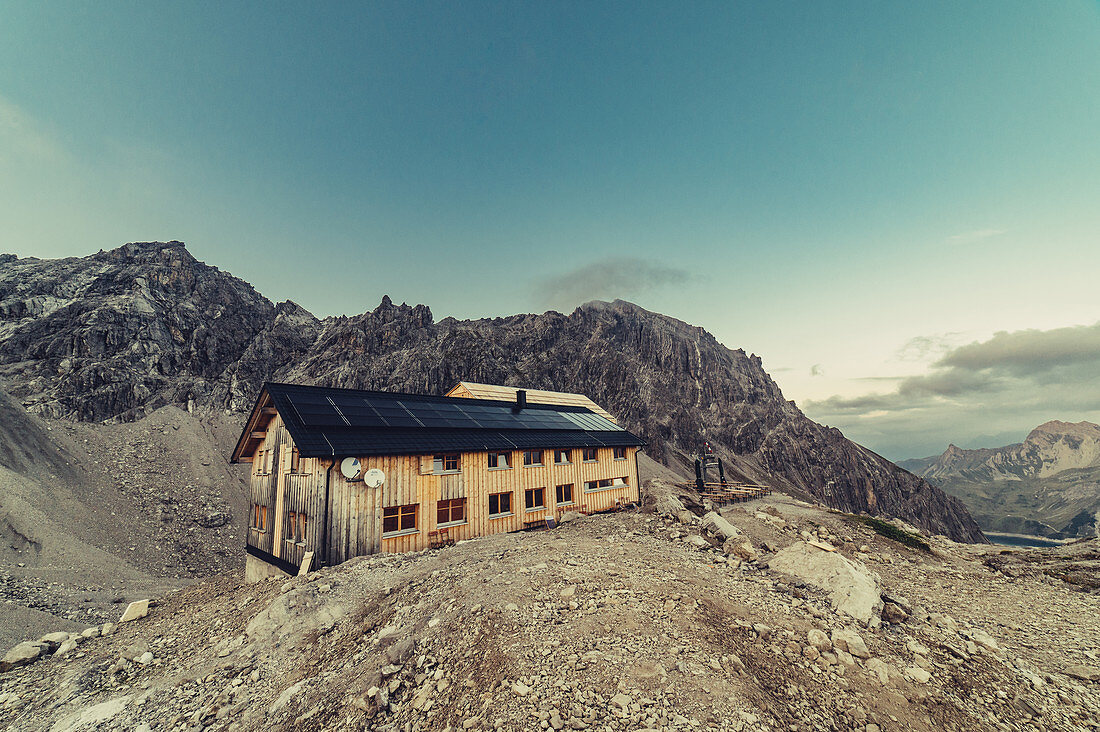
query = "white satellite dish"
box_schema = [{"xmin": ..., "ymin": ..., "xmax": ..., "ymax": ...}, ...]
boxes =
[
  {"xmin": 363, "ymin": 468, "xmax": 386, "ymax": 489},
  {"xmin": 340, "ymin": 457, "xmax": 362, "ymax": 481}
]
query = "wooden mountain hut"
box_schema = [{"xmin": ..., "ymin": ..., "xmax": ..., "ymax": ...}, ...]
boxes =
[{"xmin": 230, "ymin": 382, "xmax": 646, "ymax": 581}]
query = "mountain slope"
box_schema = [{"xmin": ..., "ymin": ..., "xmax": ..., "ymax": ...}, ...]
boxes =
[
  {"xmin": 0, "ymin": 242, "xmax": 984, "ymax": 542},
  {"xmin": 902, "ymin": 422, "xmax": 1100, "ymax": 538}
]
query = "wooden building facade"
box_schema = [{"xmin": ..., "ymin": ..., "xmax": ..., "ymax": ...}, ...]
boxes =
[{"xmin": 231, "ymin": 382, "xmax": 645, "ymax": 580}]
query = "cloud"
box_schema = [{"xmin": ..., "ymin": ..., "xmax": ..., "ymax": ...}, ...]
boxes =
[
  {"xmin": 803, "ymin": 321, "xmax": 1100, "ymax": 459},
  {"xmin": 810, "ymin": 363, "xmax": 824, "ymax": 377},
  {"xmin": 938, "ymin": 322, "xmax": 1100, "ymax": 376},
  {"xmin": 0, "ymin": 93, "xmax": 67, "ymax": 164},
  {"xmin": 894, "ymin": 332, "xmax": 962, "ymax": 362},
  {"xmin": 533, "ymin": 257, "xmax": 693, "ymax": 311},
  {"xmin": 946, "ymin": 228, "xmax": 1006, "ymax": 245}
]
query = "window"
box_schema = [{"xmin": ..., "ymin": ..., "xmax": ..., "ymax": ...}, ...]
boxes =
[
  {"xmin": 582, "ymin": 448, "xmax": 598, "ymax": 462},
  {"xmin": 525, "ymin": 487, "xmax": 545, "ymax": 511},
  {"xmin": 523, "ymin": 450, "xmax": 544, "ymax": 466},
  {"xmin": 613, "ymin": 447, "xmax": 627, "ymax": 460},
  {"xmin": 488, "ymin": 452, "xmax": 510, "ymax": 469},
  {"xmin": 433, "ymin": 454, "xmax": 460, "ymax": 473},
  {"xmin": 556, "ymin": 484, "xmax": 574, "ymax": 504},
  {"xmin": 286, "ymin": 511, "xmax": 307, "ymax": 543},
  {"xmin": 553, "ymin": 449, "xmax": 572, "ymax": 464},
  {"xmin": 437, "ymin": 498, "xmax": 467, "ymax": 526},
  {"xmin": 383, "ymin": 504, "xmax": 418, "ymax": 535},
  {"xmin": 251, "ymin": 504, "xmax": 267, "ymax": 531},
  {"xmin": 585, "ymin": 477, "xmax": 627, "ymax": 492},
  {"xmin": 489, "ymin": 492, "xmax": 512, "ymax": 517},
  {"xmin": 254, "ymin": 449, "xmax": 270, "ymax": 475},
  {"xmin": 290, "ymin": 447, "xmax": 300, "ymax": 473}
]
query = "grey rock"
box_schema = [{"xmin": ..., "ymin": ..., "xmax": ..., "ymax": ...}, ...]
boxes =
[{"xmin": 1, "ymin": 642, "xmax": 43, "ymax": 672}]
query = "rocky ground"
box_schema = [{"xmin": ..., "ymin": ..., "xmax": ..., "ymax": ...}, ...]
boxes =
[
  {"xmin": 0, "ymin": 393, "xmax": 249, "ymax": 650},
  {"xmin": 1, "ymin": 485, "xmax": 1096, "ymax": 732}
]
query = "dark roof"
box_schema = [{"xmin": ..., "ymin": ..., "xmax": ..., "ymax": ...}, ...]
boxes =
[{"xmin": 256, "ymin": 382, "xmax": 645, "ymax": 459}]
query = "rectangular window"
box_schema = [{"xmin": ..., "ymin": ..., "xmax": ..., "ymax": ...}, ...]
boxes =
[
  {"xmin": 582, "ymin": 448, "xmax": 598, "ymax": 462},
  {"xmin": 523, "ymin": 450, "xmax": 543, "ymax": 466},
  {"xmin": 437, "ymin": 498, "xmax": 467, "ymax": 526},
  {"xmin": 556, "ymin": 483, "xmax": 574, "ymax": 504},
  {"xmin": 286, "ymin": 511, "xmax": 307, "ymax": 543},
  {"xmin": 613, "ymin": 447, "xmax": 627, "ymax": 460},
  {"xmin": 290, "ymin": 447, "xmax": 300, "ymax": 473},
  {"xmin": 554, "ymin": 449, "xmax": 572, "ymax": 464},
  {"xmin": 489, "ymin": 492, "xmax": 512, "ymax": 517},
  {"xmin": 433, "ymin": 454, "xmax": 460, "ymax": 473},
  {"xmin": 487, "ymin": 452, "xmax": 510, "ymax": 469},
  {"xmin": 383, "ymin": 504, "xmax": 418, "ymax": 535},
  {"xmin": 251, "ymin": 504, "xmax": 267, "ymax": 531},
  {"xmin": 585, "ymin": 478, "xmax": 625, "ymax": 492},
  {"xmin": 525, "ymin": 487, "xmax": 545, "ymax": 511}
]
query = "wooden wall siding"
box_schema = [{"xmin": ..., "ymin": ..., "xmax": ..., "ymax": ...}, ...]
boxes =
[
  {"xmin": 246, "ymin": 413, "xmax": 287, "ymax": 556},
  {"xmin": 439, "ymin": 473, "xmax": 465, "ymax": 500},
  {"xmin": 247, "ymin": 411, "xmax": 640, "ymax": 567}
]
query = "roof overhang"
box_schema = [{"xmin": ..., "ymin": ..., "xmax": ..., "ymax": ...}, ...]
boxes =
[{"xmin": 230, "ymin": 387, "xmax": 277, "ymax": 463}]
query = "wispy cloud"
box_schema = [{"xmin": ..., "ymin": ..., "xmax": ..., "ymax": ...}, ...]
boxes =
[
  {"xmin": 533, "ymin": 257, "xmax": 694, "ymax": 312},
  {"xmin": 946, "ymin": 228, "xmax": 1006, "ymax": 245},
  {"xmin": 810, "ymin": 363, "xmax": 824, "ymax": 377},
  {"xmin": 0, "ymin": 93, "xmax": 67, "ymax": 165},
  {"xmin": 803, "ymin": 321, "xmax": 1100, "ymax": 458}
]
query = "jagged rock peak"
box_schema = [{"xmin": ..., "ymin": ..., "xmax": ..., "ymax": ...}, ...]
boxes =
[
  {"xmin": 370, "ymin": 295, "xmax": 433, "ymax": 326},
  {"xmin": 99, "ymin": 240, "xmax": 197, "ymax": 264}
]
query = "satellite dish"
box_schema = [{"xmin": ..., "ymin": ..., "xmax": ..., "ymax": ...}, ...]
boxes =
[
  {"xmin": 363, "ymin": 468, "xmax": 386, "ymax": 488},
  {"xmin": 340, "ymin": 457, "xmax": 362, "ymax": 481}
]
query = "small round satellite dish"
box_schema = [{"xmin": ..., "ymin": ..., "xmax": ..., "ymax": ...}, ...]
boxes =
[
  {"xmin": 363, "ymin": 468, "xmax": 386, "ymax": 488},
  {"xmin": 340, "ymin": 457, "xmax": 362, "ymax": 481}
]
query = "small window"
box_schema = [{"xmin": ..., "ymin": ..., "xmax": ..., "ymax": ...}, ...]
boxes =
[
  {"xmin": 290, "ymin": 447, "xmax": 300, "ymax": 473},
  {"xmin": 613, "ymin": 447, "xmax": 627, "ymax": 460},
  {"xmin": 525, "ymin": 487, "xmax": 545, "ymax": 511},
  {"xmin": 585, "ymin": 478, "xmax": 619, "ymax": 492},
  {"xmin": 383, "ymin": 504, "xmax": 418, "ymax": 535},
  {"xmin": 523, "ymin": 450, "xmax": 544, "ymax": 466},
  {"xmin": 437, "ymin": 498, "xmax": 467, "ymax": 526},
  {"xmin": 251, "ymin": 504, "xmax": 267, "ymax": 531},
  {"xmin": 582, "ymin": 448, "xmax": 597, "ymax": 462},
  {"xmin": 433, "ymin": 454, "xmax": 460, "ymax": 473},
  {"xmin": 489, "ymin": 492, "xmax": 512, "ymax": 517},
  {"xmin": 556, "ymin": 484, "xmax": 574, "ymax": 504},
  {"xmin": 286, "ymin": 511, "xmax": 307, "ymax": 543},
  {"xmin": 488, "ymin": 452, "xmax": 510, "ymax": 469},
  {"xmin": 554, "ymin": 449, "xmax": 572, "ymax": 464}
]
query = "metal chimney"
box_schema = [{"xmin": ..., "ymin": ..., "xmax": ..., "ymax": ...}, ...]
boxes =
[{"xmin": 515, "ymin": 389, "xmax": 527, "ymax": 411}]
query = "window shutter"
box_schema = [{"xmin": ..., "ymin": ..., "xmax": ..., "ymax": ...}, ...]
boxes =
[{"xmin": 419, "ymin": 455, "xmax": 433, "ymax": 475}]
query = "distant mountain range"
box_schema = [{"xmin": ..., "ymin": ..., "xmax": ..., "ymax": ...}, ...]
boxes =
[
  {"xmin": 899, "ymin": 421, "xmax": 1100, "ymax": 538},
  {"xmin": 0, "ymin": 241, "xmax": 985, "ymax": 542}
]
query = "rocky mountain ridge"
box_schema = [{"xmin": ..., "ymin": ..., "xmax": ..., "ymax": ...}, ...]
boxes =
[
  {"xmin": 900, "ymin": 422, "xmax": 1100, "ymax": 538},
  {"xmin": 0, "ymin": 241, "xmax": 984, "ymax": 542}
]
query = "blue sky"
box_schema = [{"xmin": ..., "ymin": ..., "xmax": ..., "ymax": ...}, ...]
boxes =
[{"xmin": 2, "ymin": 1, "xmax": 1099, "ymax": 458}]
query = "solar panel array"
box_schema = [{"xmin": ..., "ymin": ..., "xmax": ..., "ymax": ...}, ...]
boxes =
[
  {"xmin": 264, "ymin": 382, "xmax": 644, "ymax": 458},
  {"xmin": 276, "ymin": 386, "xmax": 621, "ymax": 432}
]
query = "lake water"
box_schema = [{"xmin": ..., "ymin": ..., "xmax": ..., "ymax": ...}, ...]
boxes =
[{"xmin": 986, "ymin": 532, "xmax": 1064, "ymax": 549}]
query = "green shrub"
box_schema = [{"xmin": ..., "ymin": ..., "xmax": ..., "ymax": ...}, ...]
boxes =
[{"xmin": 853, "ymin": 515, "xmax": 932, "ymax": 553}]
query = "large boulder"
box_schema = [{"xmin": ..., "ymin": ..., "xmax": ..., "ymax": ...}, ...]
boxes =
[
  {"xmin": 769, "ymin": 541, "xmax": 883, "ymax": 624},
  {"xmin": 1, "ymin": 642, "xmax": 44, "ymax": 672},
  {"xmin": 701, "ymin": 512, "xmax": 742, "ymax": 541}
]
